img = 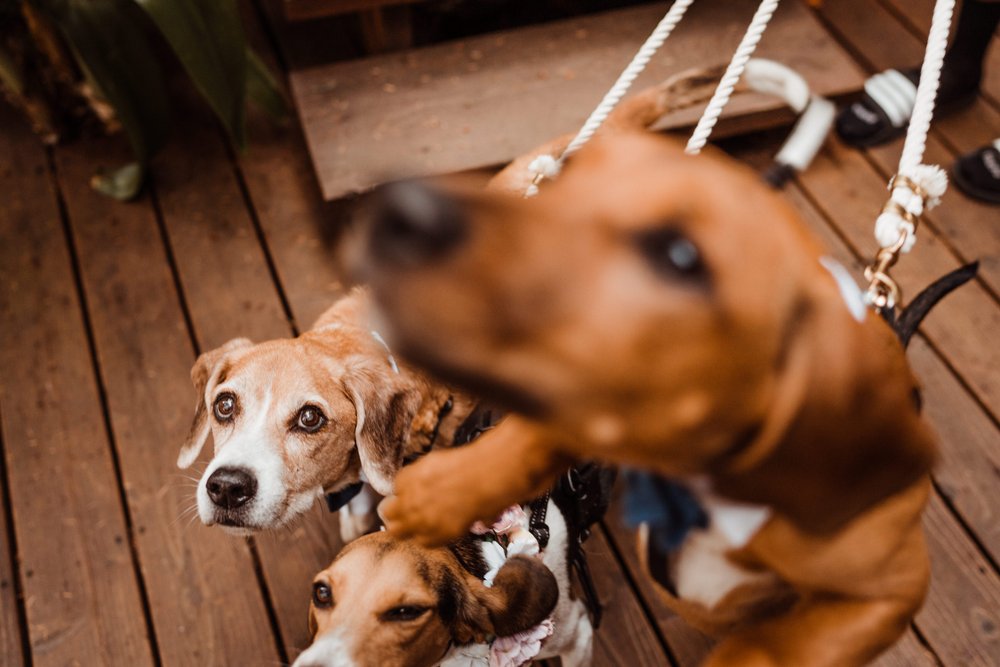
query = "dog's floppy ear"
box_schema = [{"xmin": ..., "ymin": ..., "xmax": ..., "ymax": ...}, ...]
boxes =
[
  {"xmin": 446, "ymin": 555, "xmax": 559, "ymax": 644},
  {"xmin": 177, "ymin": 337, "xmax": 253, "ymax": 469},
  {"xmin": 343, "ymin": 367, "xmax": 422, "ymax": 496}
]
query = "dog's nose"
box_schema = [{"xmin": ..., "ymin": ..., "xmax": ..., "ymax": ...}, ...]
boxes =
[
  {"xmin": 368, "ymin": 181, "xmax": 467, "ymax": 266},
  {"xmin": 206, "ymin": 467, "xmax": 257, "ymax": 509}
]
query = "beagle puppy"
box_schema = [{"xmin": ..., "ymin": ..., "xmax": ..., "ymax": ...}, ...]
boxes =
[
  {"xmin": 177, "ymin": 287, "xmax": 475, "ymax": 540},
  {"xmin": 294, "ymin": 497, "xmax": 594, "ymax": 667},
  {"xmin": 346, "ymin": 118, "xmax": 937, "ymax": 662}
]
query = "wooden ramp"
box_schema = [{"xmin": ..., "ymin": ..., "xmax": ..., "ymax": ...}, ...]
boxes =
[
  {"xmin": 289, "ymin": 0, "xmax": 865, "ymax": 200},
  {"xmin": 0, "ymin": 0, "xmax": 998, "ymax": 665}
]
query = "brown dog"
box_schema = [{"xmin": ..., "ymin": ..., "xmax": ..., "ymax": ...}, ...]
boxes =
[
  {"xmin": 293, "ymin": 496, "xmax": 596, "ymax": 667},
  {"xmin": 346, "ymin": 118, "xmax": 937, "ymax": 662},
  {"xmin": 177, "ymin": 287, "xmax": 474, "ymax": 539}
]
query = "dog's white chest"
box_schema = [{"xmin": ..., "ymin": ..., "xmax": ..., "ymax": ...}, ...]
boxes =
[{"xmin": 672, "ymin": 491, "xmax": 772, "ymax": 609}]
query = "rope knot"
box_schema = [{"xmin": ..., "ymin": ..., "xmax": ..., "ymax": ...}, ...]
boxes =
[
  {"xmin": 525, "ymin": 155, "xmax": 562, "ymax": 197},
  {"xmin": 874, "ymin": 164, "xmax": 948, "ymax": 253}
]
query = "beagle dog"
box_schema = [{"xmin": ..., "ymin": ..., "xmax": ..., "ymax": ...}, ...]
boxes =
[
  {"xmin": 177, "ymin": 287, "xmax": 475, "ymax": 540},
  {"xmin": 294, "ymin": 496, "xmax": 594, "ymax": 667},
  {"xmin": 345, "ymin": 85, "xmax": 938, "ymax": 663}
]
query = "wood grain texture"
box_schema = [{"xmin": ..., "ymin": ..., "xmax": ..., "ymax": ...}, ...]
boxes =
[
  {"xmin": 0, "ymin": 427, "xmax": 26, "ymax": 667},
  {"xmin": 600, "ymin": 517, "xmax": 715, "ymax": 667},
  {"xmin": 582, "ymin": 531, "xmax": 674, "ymax": 666},
  {"xmin": 52, "ymin": 135, "xmax": 282, "ymax": 666},
  {"xmin": 0, "ymin": 109, "xmax": 155, "ymax": 666},
  {"xmin": 917, "ymin": 496, "xmax": 1000, "ymax": 666},
  {"xmin": 241, "ymin": 1, "xmax": 349, "ymax": 330},
  {"xmin": 290, "ymin": 0, "xmax": 865, "ymax": 199}
]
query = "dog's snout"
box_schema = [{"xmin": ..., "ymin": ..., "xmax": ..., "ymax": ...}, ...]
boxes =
[
  {"xmin": 206, "ymin": 467, "xmax": 257, "ymax": 509},
  {"xmin": 369, "ymin": 181, "xmax": 466, "ymax": 267}
]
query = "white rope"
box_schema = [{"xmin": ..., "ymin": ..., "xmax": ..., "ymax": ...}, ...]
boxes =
[
  {"xmin": 527, "ymin": 0, "xmax": 784, "ymax": 194},
  {"xmin": 685, "ymin": 0, "xmax": 781, "ymax": 155},
  {"xmin": 873, "ymin": 0, "xmax": 955, "ymax": 254},
  {"xmin": 560, "ymin": 0, "xmax": 695, "ymax": 161},
  {"xmin": 524, "ymin": 0, "xmax": 696, "ymax": 195}
]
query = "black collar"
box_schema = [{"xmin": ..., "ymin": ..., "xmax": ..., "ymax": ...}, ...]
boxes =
[{"xmin": 324, "ymin": 482, "xmax": 364, "ymax": 512}]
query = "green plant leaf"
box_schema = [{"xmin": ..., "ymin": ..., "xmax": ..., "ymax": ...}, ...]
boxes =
[
  {"xmin": 91, "ymin": 161, "xmax": 144, "ymax": 201},
  {"xmin": 30, "ymin": 0, "xmax": 171, "ymax": 162},
  {"xmin": 246, "ymin": 47, "xmax": 288, "ymax": 122},
  {"xmin": 134, "ymin": 0, "xmax": 248, "ymax": 148}
]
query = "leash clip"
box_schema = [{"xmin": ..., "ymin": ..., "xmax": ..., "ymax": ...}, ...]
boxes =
[
  {"xmin": 865, "ymin": 172, "xmax": 931, "ymax": 311},
  {"xmin": 864, "ymin": 225, "xmax": 910, "ymax": 311}
]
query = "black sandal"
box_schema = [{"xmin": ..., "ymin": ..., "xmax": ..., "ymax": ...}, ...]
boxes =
[
  {"xmin": 836, "ymin": 68, "xmax": 978, "ymax": 148},
  {"xmin": 952, "ymin": 141, "xmax": 1000, "ymax": 205}
]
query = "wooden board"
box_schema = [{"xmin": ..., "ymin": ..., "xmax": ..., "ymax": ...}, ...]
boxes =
[
  {"xmin": 576, "ymin": 531, "xmax": 673, "ymax": 665},
  {"xmin": 290, "ymin": 0, "xmax": 865, "ymax": 200},
  {"xmin": 240, "ymin": 0, "xmax": 351, "ymax": 331},
  {"xmin": 600, "ymin": 517, "xmax": 717, "ymax": 667},
  {"xmin": 0, "ymin": 108, "xmax": 156, "ymax": 666},
  {"xmin": 0, "ymin": 427, "xmax": 25, "ymax": 667},
  {"xmin": 917, "ymin": 496, "xmax": 1000, "ymax": 666},
  {"xmin": 52, "ymin": 136, "xmax": 283, "ymax": 666}
]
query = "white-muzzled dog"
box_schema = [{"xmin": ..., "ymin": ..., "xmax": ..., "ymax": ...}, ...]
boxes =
[
  {"xmin": 177, "ymin": 287, "xmax": 476, "ymax": 540},
  {"xmin": 294, "ymin": 465, "xmax": 614, "ymax": 667}
]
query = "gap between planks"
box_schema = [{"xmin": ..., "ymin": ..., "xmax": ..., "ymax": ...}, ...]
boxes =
[
  {"xmin": 45, "ymin": 147, "xmax": 165, "ymax": 667},
  {"xmin": 0, "ymin": 407, "xmax": 31, "ymax": 667}
]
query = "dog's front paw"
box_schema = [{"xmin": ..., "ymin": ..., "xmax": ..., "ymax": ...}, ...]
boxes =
[{"xmin": 382, "ymin": 448, "xmax": 502, "ymax": 546}]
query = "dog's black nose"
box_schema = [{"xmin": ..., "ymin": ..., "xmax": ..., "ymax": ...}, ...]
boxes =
[
  {"xmin": 206, "ymin": 467, "xmax": 257, "ymax": 509},
  {"xmin": 368, "ymin": 181, "xmax": 467, "ymax": 266}
]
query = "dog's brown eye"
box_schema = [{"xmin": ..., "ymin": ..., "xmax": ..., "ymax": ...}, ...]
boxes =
[
  {"xmin": 635, "ymin": 228, "xmax": 706, "ymax": 281},
  {"xmin": 213, "ymin": 393, "xmax": 237, "ymax": 421},
  {"xmin": 380, "ymin": 605, "xmax": 429, "ymax": 622},
  {"xmin": 296, "ymin": 405, "xmax": 326, "ymax": 433},
  {"xmin": 312, "ymin": 582, "xmax": 333, "ymax": 608}
]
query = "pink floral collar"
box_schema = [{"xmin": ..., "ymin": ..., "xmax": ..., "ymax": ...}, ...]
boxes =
[{"xmin": 438, "ymin": 506, "xmax": 555, "ymax": 667}]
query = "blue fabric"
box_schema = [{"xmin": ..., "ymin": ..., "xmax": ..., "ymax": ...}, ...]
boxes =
[{"xmin": 622, "ymin": 470, "xmax": 708, "ymax": 552}]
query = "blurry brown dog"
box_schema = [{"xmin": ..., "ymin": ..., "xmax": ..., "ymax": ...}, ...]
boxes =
[
  {"xmin": 178, "ymin": 287, "xmax": 474, "ymax": 540},
  {"xmin": 346, "ymin": 80, "xmax": 937, "ymax": 664}
]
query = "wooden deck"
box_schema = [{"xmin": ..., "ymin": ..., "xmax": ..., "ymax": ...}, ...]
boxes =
[{"xmin": 0, "ymin": 0, "xmax": 997, "ymax": 665}]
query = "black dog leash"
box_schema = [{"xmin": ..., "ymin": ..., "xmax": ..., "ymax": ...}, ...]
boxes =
[{"xmin": 530, "ymin": 464, "xmax": 616, "ymax": 629}]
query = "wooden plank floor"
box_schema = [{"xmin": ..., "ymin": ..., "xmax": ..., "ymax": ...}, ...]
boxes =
[
  {"xmin": 289, "ymin": 0, "xmax": 865, "ymax": 200},
  {"xmin": 0, "ymin": 1, "xmax": 997, "ymax": 665}
]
